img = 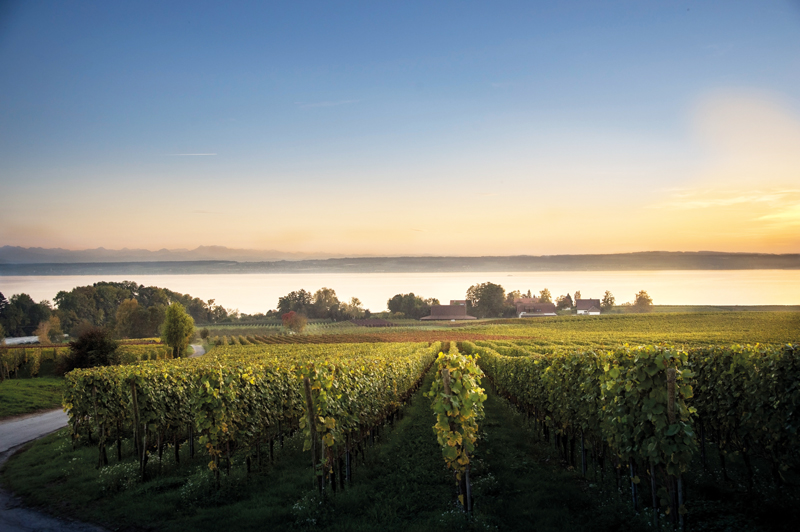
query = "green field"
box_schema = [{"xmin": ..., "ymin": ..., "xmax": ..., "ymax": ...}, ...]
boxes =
[{"xmin": 0, "ymin": 377, "xmax": 64, "ymax": 418}]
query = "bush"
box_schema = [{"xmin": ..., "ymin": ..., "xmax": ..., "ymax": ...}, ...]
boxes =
[
  {"xmin": 281, "ymin": 311, "xmax": 307, "ymax": 333},
  {"xmin": 58, "ymin": 326, "xmax": 119, "ymax": 374}
]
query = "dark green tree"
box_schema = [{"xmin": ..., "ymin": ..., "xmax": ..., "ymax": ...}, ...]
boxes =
[
  {"xmin": 556, "ymin": 293, "xmax": 574, "ymax": 310},
  {"xmin": 61, "ymin": 326, "xmax": 119, "ymax": 373},
  {"xmin": 277, "ymin": 289, "xmax": 313, "ymax": 315},
  {"xmin": 0, "ymin": 293, "xmax": 52, "ymax": 336},
  {"xmin": 466, "ymin": 282, "xmax": 505, "ymax": 318},
  {"xmin": 387, "ymin": 293, "xmax": 439, "ymax": 320}
]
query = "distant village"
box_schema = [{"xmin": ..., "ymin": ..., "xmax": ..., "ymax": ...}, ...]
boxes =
[{"xmin": 422, "ymin": 297, "xmax": 602, "ymax": 321}]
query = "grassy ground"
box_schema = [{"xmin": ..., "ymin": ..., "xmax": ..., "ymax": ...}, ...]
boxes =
[
  {"xmin": 2, "ymin": 371, "xmax": 651, "ymax": 531},
  {"xmin": 0, "ymin": 377, "xmax": 64, "ymax": 419}
]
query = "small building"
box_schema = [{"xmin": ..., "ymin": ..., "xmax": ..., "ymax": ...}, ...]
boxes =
[
  {"xmin": 421, "ymin": 304, "xmax": 477, "ymax": 320},
  {"xmin": 518, "ymin": 302, "xmax": 557, "ymax": 318},
  {"xmin": 514, "ymin": 297, "xmax": 540, "ymax": 315},
  {"xmin": 576, "ymin": 299, "xmax": 601, "ymax": 315}
]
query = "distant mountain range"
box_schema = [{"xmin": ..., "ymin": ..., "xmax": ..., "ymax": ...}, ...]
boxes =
[
  {"xmin": 0, "ymin": 247, "xmax": 798, "ymax": 275},
  {"xmin": 0, "ymin": 245, "xmax": 346, "ymax": 263}
]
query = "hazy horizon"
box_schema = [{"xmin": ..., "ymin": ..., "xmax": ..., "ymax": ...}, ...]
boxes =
[{"xmin": 2, "ymin": 1, "xmax": 799, "ymax": 255}]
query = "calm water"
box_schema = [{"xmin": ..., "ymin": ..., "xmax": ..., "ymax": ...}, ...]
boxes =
[{"xmin": 1, "ymin": 271, "xmax": 799, "ymax": 314}]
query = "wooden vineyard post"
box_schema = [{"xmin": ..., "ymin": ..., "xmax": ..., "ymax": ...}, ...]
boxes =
[
  {"xmin": 650, "ymin": 461, "xmax": 659, "ymax": 527},
  {"xmin": 581, "ymin": 430, "xmax": 586, "ymax": 477},
  {"xmin": 303, "ymin": 376, "xmax": 323, "ymax": 494},
  {"xmin": 116, "ymin": 420, "xmax": 122, "ymax": 462},
  {"xmin": 131, "ymin": 383, "xmax": 140, "ymax": 460},
  {"xmin": 91, "ymin": 385, "xmax": 108, "ymax": 468},
  {"xmin": 666, "ymin": 367, "xmax": 681, "ymax": 527},
  {"xmin": 345, "ymin": 433, "xmax": 352, "ymax": 484}
]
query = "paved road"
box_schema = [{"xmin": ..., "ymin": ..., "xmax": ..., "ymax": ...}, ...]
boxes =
[
  {"xmin": 0, "ymin": 343, "xmax": 211, "ymax": 532},
  {"xmin": 189, "ymin": 343, "xmax": 206, "ymax": 358},
  {"xmin": 0, "ymin": 410, "xmax": 107, "ymax": 531},
  {"xmin": 0, "ymin": 409, "xmax": 68, "ymax": 454}
]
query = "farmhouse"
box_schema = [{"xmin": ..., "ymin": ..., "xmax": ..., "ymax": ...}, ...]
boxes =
[
  {"xmin": 514, "ymin": 297, "xmax": 539, "ymax": 314},
  {"xmin": 576, "ymin": 298, "xmax": 601, "ymax": 315},
  {"xmin": 518, "ymin": 303, "xmax": 557, "ymax": 317},
  {"xmin": 421, "ymin": 304, "xmax": 477, "ymax": 320}
]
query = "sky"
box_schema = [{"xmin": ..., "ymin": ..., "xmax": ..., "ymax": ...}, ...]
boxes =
[{"xmin": 1, "ymin": 0, "xmax": 799, "ymax": 256}]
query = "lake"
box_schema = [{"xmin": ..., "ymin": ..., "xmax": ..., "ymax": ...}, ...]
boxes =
[{"xmin": 1, "ymin": 270, "xmax": 798, "ymax": 314}]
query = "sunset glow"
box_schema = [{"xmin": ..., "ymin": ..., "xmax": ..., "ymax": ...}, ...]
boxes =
[{"xmin": 1, "ymin": 2, "xmax": 799, "ymax": 256}]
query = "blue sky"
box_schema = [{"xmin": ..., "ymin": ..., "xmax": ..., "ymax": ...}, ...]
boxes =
[{"xmin": 1, "ymin": 1, "xmax": 799, "ymax": 255}]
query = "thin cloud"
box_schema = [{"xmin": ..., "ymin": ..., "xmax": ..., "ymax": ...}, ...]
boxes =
[
  {"xmin": 756, "ymin": 205, "xmax": 800, "ymax": 226},
  {"xmin": 411, "ymin": 228, "xmax": 426, "ymax": 232},
  {"xmin": 166, "ymin": 153, "xmax": 218, "ymax": 156},
  {"xmin": 192, "ymin": 210, "xmax": 220, "ymax": 214},
  {"xmin": 296, "ymin": 99, "xmax": 359, "ymax": 109},
  {"xmin": 655, "ymin": 188, "xmax": 800, "ymax": 210}
]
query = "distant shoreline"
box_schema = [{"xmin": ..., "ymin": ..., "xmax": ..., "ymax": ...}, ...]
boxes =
[{"xmin": 1, "ymin": 252, "xmax": 799, "ymax": 275}]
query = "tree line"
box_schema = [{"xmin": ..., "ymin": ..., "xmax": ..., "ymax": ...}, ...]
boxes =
[
  {"xmin": 463, "ymin": 282, "xmax": 652, "ymax": 318},
  {"xmin": 0, "ymin": 281, "xmax": 233, "ymax": 340}
]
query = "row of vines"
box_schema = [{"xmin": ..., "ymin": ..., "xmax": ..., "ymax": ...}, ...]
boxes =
[
  {"xmin": 64, "ymin": 342, "xmax": 438, "ymax": 492},
  {"xmin": 427, "ymin": 342, "xmax": 486, "ymax": 513},
  {"xmin": 464, "ymin": 340, "xmax": 799, "ymax": 528},
  {"xmin": 0, "ymin": 345, "xmax": 172, "ymax": 380}
]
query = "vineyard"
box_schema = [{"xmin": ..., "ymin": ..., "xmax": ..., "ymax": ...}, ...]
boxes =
[
  {"xmin": 206, "ymin": 311, "xmax": 800, "ymax": 347},
  {"xmin": 0, "ymin": 344, "xmax": 172, "ymax": 381},
  {"xmin": 3, "ymin": 312, "xmax": 800, "ymax": 531},
  {"xmin": 63, "ymin": 342, "xmax": 438, "ymax": 488},
  {"xmin": 464, "ymin": 339, "xmax": 800, "ymax": 528}
]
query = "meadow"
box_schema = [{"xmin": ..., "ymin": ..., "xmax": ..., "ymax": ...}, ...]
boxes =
[{"xmin": 1, "ymin": 311, "xmax": 798, "ymax": 531}]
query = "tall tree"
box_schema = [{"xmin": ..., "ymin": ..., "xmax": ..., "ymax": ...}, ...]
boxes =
[
  {"xmin": 633, "ymin": 290, "xmax": 653, "ymax": 313},
  {"xmin": 574, "ymin": 290, "xmax": 581, "ymax": 303},
  {"xmin": 161, "ymin": 303, "xmax": 195, "ymax": 358},
  {"xmin": 0, "ymin": 293, "xmax": 52, "ymax": 336},
  {"xmin": 277, "ymin": 289, "xmax": 313, "ymax": 315},
  {"xmin": 601, "ymin": 290, "xmax": 615, "ymax": 311},
  {"xmin": 556, "ymin": 293, "xmax": 573, "ymax": 310},
  {"xmin": 466, "ymin": 282, "xmax": 505, "ymax": 318},
  {"xmin": 387, "ymin": 293, "xmax": 439, "ymax": 319},
  {"xmin": 341, "ymin": 297, "xmax": 365, "ymax": 319},
  {"xmin": 311, "ymin": 287, "xmax": 340, "ymax": 319},
  {"xmin": 538, "ymin": 288, "xmax": 552, "ymax": 304}
]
